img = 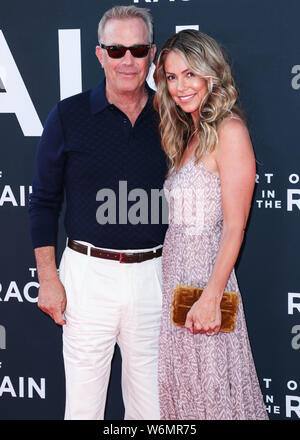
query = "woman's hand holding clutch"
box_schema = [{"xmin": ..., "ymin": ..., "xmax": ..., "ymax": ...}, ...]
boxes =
[{"xmin": 184, "ymin": 288, "xmax": 222, "ymax": 336}]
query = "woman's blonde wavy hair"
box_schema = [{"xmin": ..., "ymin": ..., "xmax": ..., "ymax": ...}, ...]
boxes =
[{"xmin": 153, "ymin": 30, "xmax": 244, "ymax": 175}]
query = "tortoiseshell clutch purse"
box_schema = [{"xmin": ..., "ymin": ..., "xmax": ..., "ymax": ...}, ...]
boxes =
[{"xmin": 171, "ymin": 284, "xmax": 239, "ymax": 333}]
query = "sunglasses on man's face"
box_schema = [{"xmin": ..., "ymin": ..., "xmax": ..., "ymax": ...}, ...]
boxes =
[{"xmin": 100, "ymin": 43, "xmax": 152, "ymax": 59}]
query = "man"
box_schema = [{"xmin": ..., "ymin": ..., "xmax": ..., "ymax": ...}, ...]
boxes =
[{"xmin": 29, "ymin": 6, "xmax": 167, "ymax": 420}]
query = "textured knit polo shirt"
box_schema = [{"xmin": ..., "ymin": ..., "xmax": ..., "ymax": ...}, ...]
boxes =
[{"xmin": 29, "ymin": 80, "xmax": 168, "ymax": 250}]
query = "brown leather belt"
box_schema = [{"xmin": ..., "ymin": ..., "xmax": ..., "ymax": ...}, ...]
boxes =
[{"xmin": 67, "ymin": 239, "xmax": 162, "ymax": 263}]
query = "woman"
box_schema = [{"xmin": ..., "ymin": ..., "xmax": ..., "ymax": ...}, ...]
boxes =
[{"xmin": 153, "ymin": 30, "xmax": 268, "ymax": 420}]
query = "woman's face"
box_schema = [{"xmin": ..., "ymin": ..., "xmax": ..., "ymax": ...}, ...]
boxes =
[{"xmin": 164, "ymin": 50, "xmax": 208, "ymax": 124}]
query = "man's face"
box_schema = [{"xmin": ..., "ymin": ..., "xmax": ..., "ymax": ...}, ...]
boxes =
[{"xmin": 96, "ymin": 18, "xmax": 156, "ymax": 95}]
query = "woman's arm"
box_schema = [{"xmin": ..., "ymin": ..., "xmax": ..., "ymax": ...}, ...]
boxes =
[{"xmin": 185, "ymin": 118, "xmax": 256, "ymax": 335}]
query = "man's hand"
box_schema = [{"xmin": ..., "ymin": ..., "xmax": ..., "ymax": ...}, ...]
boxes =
[
  {"xmin": 34, "ymin": 246, "xmax": 67, "ymax": 326},
  {"xmin": 38, "ymin": 278, "xmax": 67, "ymax": 326}
]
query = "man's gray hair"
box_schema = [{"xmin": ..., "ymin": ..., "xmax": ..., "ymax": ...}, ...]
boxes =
[{"xmin": 98, "ymin": 5, "xmax": 154, "ymax": 44}]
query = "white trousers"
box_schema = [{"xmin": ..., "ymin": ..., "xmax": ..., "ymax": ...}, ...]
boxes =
[{"xmin": 59, "ymin": 242, "xmax": 162, "ymax": 420}]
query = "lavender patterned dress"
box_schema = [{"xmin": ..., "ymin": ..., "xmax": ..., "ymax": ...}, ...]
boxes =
[{"xmin": 158, "ymin": 158, "xmax": 268, "ymax": 420}]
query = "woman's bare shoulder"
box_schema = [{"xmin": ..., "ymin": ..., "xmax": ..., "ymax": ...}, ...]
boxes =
[
  {"xmin": 215, "ymin": 113, "xmax": 253, "ymax": 160},
  {"xmin": 218, "ymin": 112, "xmax": 246, "ymax": 133}
]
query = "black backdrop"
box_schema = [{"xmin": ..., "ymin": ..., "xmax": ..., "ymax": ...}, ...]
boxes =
[{"xmin": 0, "ymin": 0, "xmax": 300, "ymax": 420}]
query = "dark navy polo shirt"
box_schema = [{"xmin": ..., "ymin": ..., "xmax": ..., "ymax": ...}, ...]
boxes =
[{"xmin": 29, "ymin": 80, "xmax": 168, "ymax": 250}]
